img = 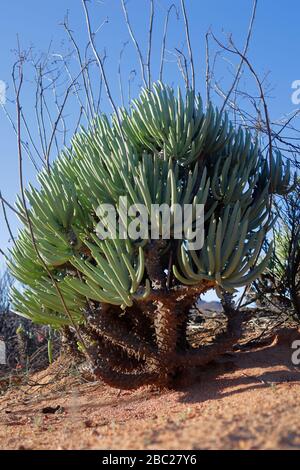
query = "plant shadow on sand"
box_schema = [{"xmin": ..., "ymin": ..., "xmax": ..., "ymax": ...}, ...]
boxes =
[
  {"xmin": 177, "ymin": 334, "xmax": 300, "ymax": 406},
  {"xmin": 1, "ymin": 331, "xmax": 300, "ymax": 450}
]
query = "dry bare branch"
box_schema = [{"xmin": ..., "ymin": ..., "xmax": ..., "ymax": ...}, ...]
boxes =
[
  {"xmin": 180, "ymin": 0, "xmax": 195, "ymax": 90},
  {"xmin": 121, "ymin": 0, "xmax": 148, "ymax": 89}
]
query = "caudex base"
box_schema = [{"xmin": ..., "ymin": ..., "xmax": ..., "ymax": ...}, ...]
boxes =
[{"xmin": 74, "ymin": 281, "xmax": 244, "ymax": 390}]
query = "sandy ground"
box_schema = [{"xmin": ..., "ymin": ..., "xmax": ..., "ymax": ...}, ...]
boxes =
[{"xmin": 1, "ymin": 333, "xmax": 300, "ymax": 450}]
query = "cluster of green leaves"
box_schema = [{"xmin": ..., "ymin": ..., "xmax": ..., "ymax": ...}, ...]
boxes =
[{"xmin": 9, "ymin": 82, "xmax": 292, "ymax": 326}]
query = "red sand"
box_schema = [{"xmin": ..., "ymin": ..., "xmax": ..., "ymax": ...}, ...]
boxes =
[{"xmin": 1, "ymin": 336, "xmax": 300, "ymax": 450}]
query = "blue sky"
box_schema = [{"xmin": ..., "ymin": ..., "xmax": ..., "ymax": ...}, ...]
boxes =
[{"xmin": 0, "ymin": 0, "xmax": 299, "ymax": 299}]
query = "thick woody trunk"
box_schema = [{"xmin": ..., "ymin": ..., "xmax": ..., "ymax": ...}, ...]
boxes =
[{"xmin": 78, "ymin": 280, "xmax": 245, "ymax": 390}]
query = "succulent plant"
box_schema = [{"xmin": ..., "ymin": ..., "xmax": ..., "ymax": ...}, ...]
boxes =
[
  {"xmin": 9, "ymin": 82, "xmax": 293, "ymax": 388},
  {"xmin": 248, "ymin": 180, "xmax": 300, "ymax": 320}
]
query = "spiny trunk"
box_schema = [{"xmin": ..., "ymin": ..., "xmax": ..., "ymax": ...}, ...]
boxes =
[{"xmin": 78, "ymin": 280, "xmax": 244, "ymax": 390}]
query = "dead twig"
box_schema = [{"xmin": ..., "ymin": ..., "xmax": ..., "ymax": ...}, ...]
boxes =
[
  {"xmin": 180, "ymin": 0, "xmax": 195, "ymax": 90},
  {"xmin": 121, "ymin": 0, "xmax": 147, "ymax": 89}
]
